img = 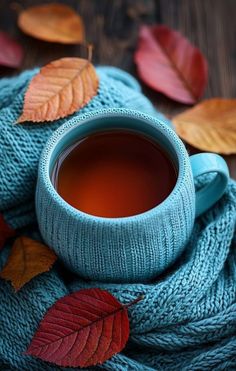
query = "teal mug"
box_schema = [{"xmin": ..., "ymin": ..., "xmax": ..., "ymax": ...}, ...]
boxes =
[{"xmin": 36, "ymin": 109, "xmax": 229, "ymax": 282}]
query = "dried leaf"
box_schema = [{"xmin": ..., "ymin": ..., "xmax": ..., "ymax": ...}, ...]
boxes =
[
  {"xmin": 173, "ymin": 99, "xmax": 236, "ymax": 154},
  {"xmin": 134, "ymin": 25, "xmax": 208, "ymax": 104},
  {"xmin": 25, "ymin": 289, "xmax": 142, "ymax": 368},
  {"xmin": 18, "ymin": 57, "xmax": 99, "ymax": 123},
  {"xmin": 0, "ymin": 31, "xmax": 24, "ymax": 68},
  {"xmin": 0, "ymin": 236, "xmax": 57, "ymax": 291},
  {"xmin": 18, "ymin": 3, "xmax": 85, "ymax": 44},
  {"xmin": 0, "ymin": 214, "xmax": 15, "ymax": 251}
]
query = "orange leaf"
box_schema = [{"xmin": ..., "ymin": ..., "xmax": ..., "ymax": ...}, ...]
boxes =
[
  {"xmin": 18, "ymin": 57, "xmax": 99, "ymax": 123},
  {"xmin": 18, "ymin": 3, "xmax": 85, "ymax": 44},
  {"xmin": 173, "ymin": 99, "xmax": 236, "ymax": 154},
  {"xmin": 0, "ymin": 236, "xmax": 57, "ymax": 291}
]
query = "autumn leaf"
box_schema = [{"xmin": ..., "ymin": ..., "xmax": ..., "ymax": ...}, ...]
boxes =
[
  {"xmin": 17, "ymin": 57, "xmax": 99, "ymax": 123},
  {"xmin": 0, "ymin": 214, "xmax": 15, "ymax": 251},
  {"xmin": 134, "ymin": 25, "xmax": 208, "ymax": 104},
  {"xmin": 18, "ymin": 3, "xmax": 85, "ymax": 44},
  {"xmin": 0, "ymin": 31, "xmax": 24, "ymax": 68},
  {"xmin": 25, "ymin": 288, "xmax": 143, "ymax": 368},
  {"xmin": 173, "ymin": 98, "xmax": 236, "ymax": 154},
  {"xmin": 0, "ymin": 236, "xmax": 57, "ymax": 291}
]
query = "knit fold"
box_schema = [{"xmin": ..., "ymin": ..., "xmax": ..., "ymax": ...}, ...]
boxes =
[
  {"xmin": 0, "ymin": 66, "xmax": 168, "ymax": 229},
  {"xmin": 0, "ymin": 180, "xmax": 235, "ymax": 370},
  {"xmin": 0, "ymin": 67, "xmax": 235, "ymax": 370}
]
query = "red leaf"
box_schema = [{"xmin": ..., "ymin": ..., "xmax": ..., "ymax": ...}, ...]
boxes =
[
  {"xmin": 25, "ymin": 288, "xmax": 138, "ymax": 368},
  {"xmin": 134, "ymin": 25, "xmax": 208, "ymax": 104},
  {"xmin": 0, "ymin": 31, "xmax": 24, "ymax": 68},
  {"xmin": 0, "ymin": 214, "xmax": 15, "ymax": 251}
]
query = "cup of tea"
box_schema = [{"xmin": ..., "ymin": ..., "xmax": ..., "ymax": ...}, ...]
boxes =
[{"xmin": 36, "ymin": 109, "xmax": 229, "ymax": 282}]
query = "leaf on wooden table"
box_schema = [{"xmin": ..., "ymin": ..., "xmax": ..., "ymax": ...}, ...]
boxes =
[
  {"xmin": 173, "ymin": 98, "xmax": 236, "ymax": 154},
  {"xmin": 134, "ymin": 25, "xmax": 208, "ymax": 104},
  {"xmin": 0, "ymin": 236, "xmax": 57, "ymax": 291},
  {"xmin": 0, "ymin": 214, "xmax": 15, "ymax": 251},
  {"xmin": 25, "ymin": 288, "xmax": 143, "ymax": 368},
  {"xmin": 17, "ymin": 57, "xmax": 99, "ymax": 123},
  {"xmin": 0, "ymin": 31, "xmax": 24, "ymax": 68},
  {"xmin": 18, "ymin": 3, "xmax": 85, "ymax": 44}
]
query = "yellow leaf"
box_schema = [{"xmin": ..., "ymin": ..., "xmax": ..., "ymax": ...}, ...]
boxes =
[
  {"xmin": 18, "ymin": 3, "xmax": 85, "ymax": 44},
  {"xmin": 173, "ymin": 98, "xmax": 236, "ymax": 155},
  {"xmin": 0, "ymin": 236, "xmax": 57, "ymax": 291},
  {"xmin": 18, "ymin": 57, "xmax": 99, "ymax": 123}
]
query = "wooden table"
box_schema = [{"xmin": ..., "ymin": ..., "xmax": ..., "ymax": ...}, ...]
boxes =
[{"xmin": 0, "ymin": 0, "xmax": 235, "ymax": 178}]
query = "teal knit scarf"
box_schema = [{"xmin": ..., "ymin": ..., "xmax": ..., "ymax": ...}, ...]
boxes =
[{"xmin": 0, "ymin": 67, "xmax": 235, "ymax": 370}]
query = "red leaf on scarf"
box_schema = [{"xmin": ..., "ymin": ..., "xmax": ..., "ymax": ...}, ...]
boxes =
[
  {"xmin": 25, "ymin": 288, "xmax": 142, "ymax": 367},
  {"xmin": 0, "ymin": 214, "xmax": 15, "ymax": 250},
  {"xmin": 134, "ymin": 25, "xmax": 208, "ymax": 104},
  {"xmin": 0, "ymin": 31, "xmax": 24, "ymax": 68}
]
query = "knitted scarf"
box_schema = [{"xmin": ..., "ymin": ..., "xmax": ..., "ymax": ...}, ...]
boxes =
[{"xmin": 0, "ymin": 67, "xmax": 235, "ymax": 371}]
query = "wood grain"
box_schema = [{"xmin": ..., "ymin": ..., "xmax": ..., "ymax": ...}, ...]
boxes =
[{"xmin": 0, "ymin": 0, "xmax": 235, "ymax": 178}]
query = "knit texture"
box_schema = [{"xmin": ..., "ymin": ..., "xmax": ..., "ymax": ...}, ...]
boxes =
[
  {"xmin": 0, "ymin": 68, "xmax": 235, "ymax": 370},
  {"xmin": 36, "ymin": 109, "xmax": 195, "ymax": 282},
  {"xmin": 0, "ymin": 181, "xmax": 236, "ymax": 370},
  {"xmin": 0, "ymin": 66, "xmax": 168, "ymax": 229}
]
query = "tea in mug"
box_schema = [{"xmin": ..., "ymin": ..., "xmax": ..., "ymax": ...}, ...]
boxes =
[{"xmin": 51, "ymin": 130, "xmax": 177, "ymax": 217}]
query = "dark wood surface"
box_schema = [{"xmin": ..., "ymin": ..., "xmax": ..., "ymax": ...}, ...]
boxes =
[{"xmin": 0, "ymin": 0, "xmax": 235, "ymax": 178}]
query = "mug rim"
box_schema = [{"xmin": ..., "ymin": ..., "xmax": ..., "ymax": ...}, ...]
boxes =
[{"xmin": 38, "ymin": 108, "xmax": 190, "ymax": 224}]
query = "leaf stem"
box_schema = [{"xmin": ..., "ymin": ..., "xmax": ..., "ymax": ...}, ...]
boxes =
[
  {"xmin": 125, "ymin": 295, "xmax": 144, "ymax": 308},
  {"xmin": 87, "ymin": 43, "xmax": 93, "ymax": 62}
]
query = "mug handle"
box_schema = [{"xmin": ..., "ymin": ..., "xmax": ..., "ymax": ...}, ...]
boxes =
[{"xmin": 190, "ymin": 153, "xmax": 229, "ymax": 217}]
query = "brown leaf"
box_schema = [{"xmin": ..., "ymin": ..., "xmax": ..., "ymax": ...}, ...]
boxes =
[
  {"xmin": 17, "ymin": 57, "xmax": 99, "ymax": 123},
  {"xmin": 173, "ymin": 99, "xmax": 236, "ymax": 154},
  {"xmin": 18, "ymin": 3, "xmax": 85, "ymax": 44},
  {"xmin": 0, "ymin": 236, "xmax": 57, "ymax": 291}
]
